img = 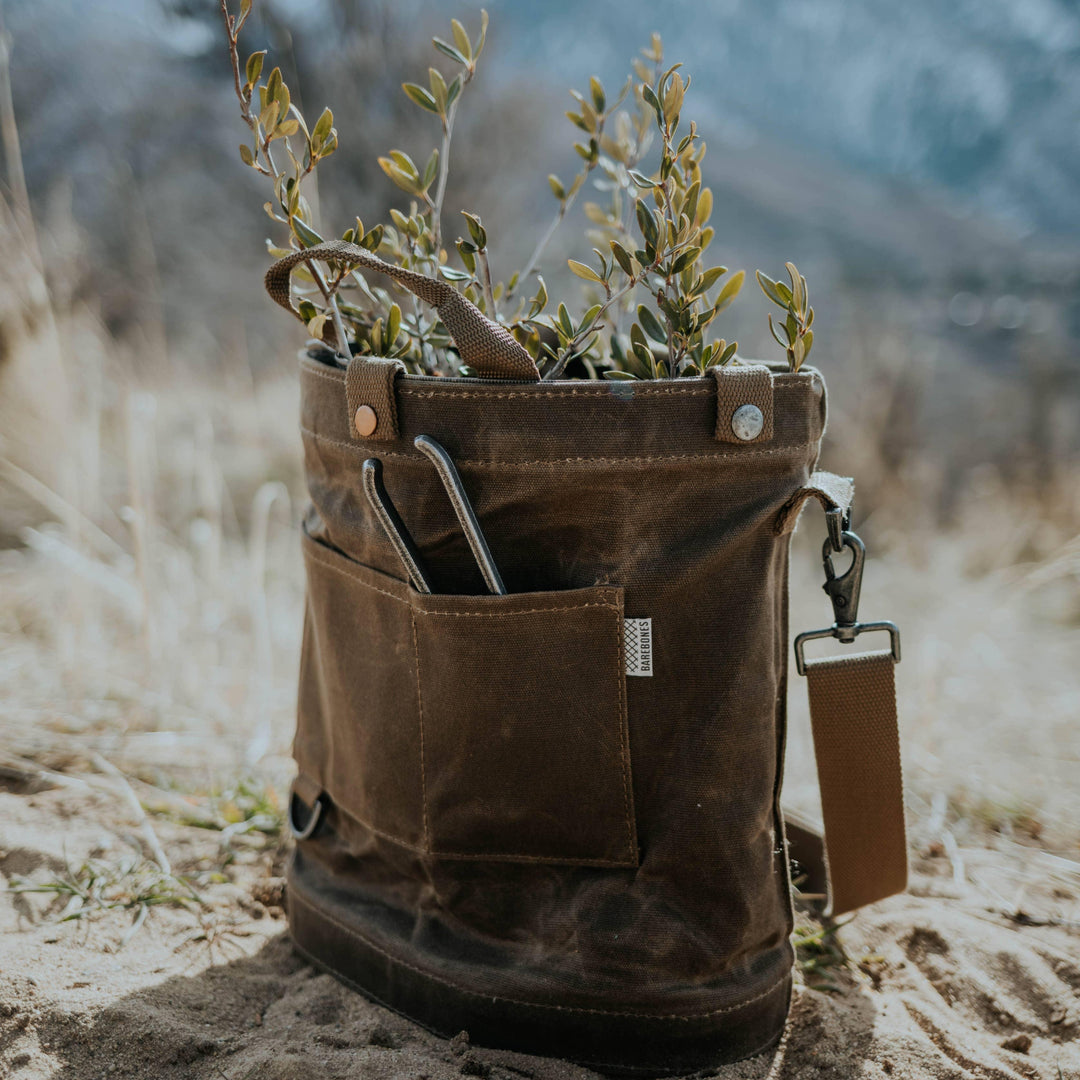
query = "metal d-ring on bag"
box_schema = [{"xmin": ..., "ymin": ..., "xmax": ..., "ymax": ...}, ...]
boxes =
[{"xmin": 274, "ymin": 241, "xmax": 907, "ymax": 1076}]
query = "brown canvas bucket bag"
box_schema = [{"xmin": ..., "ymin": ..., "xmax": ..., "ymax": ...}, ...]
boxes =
[{"xmin": 270, "ymin": 243, "xmax": 907, "ymax": 1075}]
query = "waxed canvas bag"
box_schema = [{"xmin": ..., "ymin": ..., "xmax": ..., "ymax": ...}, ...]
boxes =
[{"xmin": 269, "ymin": 243, "xmax": 907, "ymax": 1075}]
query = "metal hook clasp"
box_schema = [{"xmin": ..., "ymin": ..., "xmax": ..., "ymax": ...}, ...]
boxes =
[
  {"xmin": 794, "ymin": 525, "xmax": 901, "ymax": 676},
  {"xmin": 822, "ymin": 531, "xmax": 865, "ymax": 641}
]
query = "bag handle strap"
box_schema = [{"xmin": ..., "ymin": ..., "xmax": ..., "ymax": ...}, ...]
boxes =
[
  {"xmin": 264, "ymin": 240, "xmax": 541, "ymax": 382},
  {"xmin": 783, "ymin": 486, "xmax": 908, "ymax": 918}
]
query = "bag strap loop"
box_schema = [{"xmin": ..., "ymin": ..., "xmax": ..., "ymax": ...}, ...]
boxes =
[
  {"xmin": 264, "ymin": 240, "xmax": 541, "ymax": 382},
  {"xmin": 784, "ymin": 497, "xmax": 908, "ymax": 918}
]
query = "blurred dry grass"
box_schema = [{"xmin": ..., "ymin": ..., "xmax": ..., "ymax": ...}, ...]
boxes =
[{"xmin": 2, "ymin": 272, "xmax": 1077, "ymax": 867}]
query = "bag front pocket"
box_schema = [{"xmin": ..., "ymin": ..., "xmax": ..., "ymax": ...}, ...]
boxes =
[{"xmin": 299, "ymin": 531, "xmax": 639, "ymax": 868}]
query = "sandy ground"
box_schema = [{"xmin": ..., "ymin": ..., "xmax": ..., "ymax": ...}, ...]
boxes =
[{"xmin": 2, "ymin": 779, "xmax": 1078, "ymax": 1080}]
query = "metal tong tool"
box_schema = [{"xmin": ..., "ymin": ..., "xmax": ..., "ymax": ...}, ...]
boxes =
[{"xmin": 362, "ymin": 435, "xmax": 506, "ymax": 596}]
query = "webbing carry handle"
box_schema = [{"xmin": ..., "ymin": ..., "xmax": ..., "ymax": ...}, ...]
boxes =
[{"xmin": 264, "ymin": 240, "xmax": 541, "ymax": 382}]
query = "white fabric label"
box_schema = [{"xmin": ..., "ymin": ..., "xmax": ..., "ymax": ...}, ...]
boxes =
[{"xmin": 624, "ymin": 618, "xmax": 653, "ymax": 677}]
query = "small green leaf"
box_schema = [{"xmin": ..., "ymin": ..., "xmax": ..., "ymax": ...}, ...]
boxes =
[
  {"xmin": 529, "ymin": 277, "xmax": 548, "ymax": 316},
  {"xmin": 579, "ymin": 303, "xmax": 603, "ymax": 331},
  {"xmin": 245, "ymin": 50, "xmax": 266, "ymax": 86},
  {"xmin": 432, "ymin": 38, "xmax": 469, "ymax": 66},
  {"xmin": 637, "ymin": 304, "xmax": 667, "ymax": 343},
  {"xmin": 456, "ymin": 239, "xmax": 477, "ymax": 274},
  {"xmin": 631, "ymin": 339, "xmax": 655, "ymax": 374},
  {"xmin": 713, "ymin": 269, "xmax": 745, "ymax": 313},
  {"xmin": 756, "ymin": 270, "xmax": 786, "ymax": 308},
  {"xmin": 699, "ymin": 265, "xmax": 728, "ymax": 293},
  {"xmin": 635, "ymin": 200, "xmax": 658, "ymax": 246},
  {"xmin": 669, "ymin": 246, "xmax": 701, "ymax": 275},
  {"xmin": 422, "ymin": 148, "xmax": 439, "ymax": 191},
  {"xmin": 603, "ymin": 370, "xmax": 639, "ymax": 380},
  {"xmin": 259, "ymin": 99, "xmax": 280, "ymax": 133},
  {"xmin": 792, "ymin": 335, "xmax": 806, "ymax": 369},
  {"xmin": 475, "ymin": 9, "xmax": 489, "ymax": 58},
  {"xmin": 312, "ymin": 107, "xmax": 334, "ymax": 146},
  {"xmin": 609, "ymin": 240, "xmax": 635, "ymax": 277},
  {"xmin": 291, "ymin": 217, "xmax": 324, "ymax": 248},
  {"xmin": 387, "ymin": 303, "xmax": 401, "ymax": 346},
  {"xmin": 428, "ymin": 66, "xmax": 448, "ymax": 111},
  {"xmin": 239, "ymin": 143, "xmax": 255, "ymax": 166},
  {"xmin": 715, "ymin": 340, "xmax": 738, "ymax": 367},
  {"xmin": 402, "ymin": 82, "xmax": 440, "ymax": 113},
  {"xmin": 641, "ymin": 83, "xmax": 664, "ymax": 125},
  {"xmin": 568, "ymin": 259, "xmax": 604, "ymax": 284},
  {"xmin": 548, "ymin": 174, "xmax": 566, "ymax": 201},
  {"xmin": 450, "ymin": 18, "xmax": 473, "ymax": 61},
  {"xmin": 557, "ymin": 303, "xmax": 574, "ymax": 337},
  {"xmin": 589, "ymin": 76, "xmax": 606, "ymax": 113},
  {"xmin": 439, "ymin": 266, "xmax": 472, "ymax": 282},
  {"xmin": 461, "ymin": 211, "xmax": 487, "ymax": 249},
  {"xmin": 361, "ymin": 224, "xmax": 383, "ymax": 251}
]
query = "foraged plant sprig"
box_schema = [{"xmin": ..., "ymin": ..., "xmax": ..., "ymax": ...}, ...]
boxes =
[
  {"xmin": 757, "ymin": 262, "xmax": 814, "ymax": 371},
  {"xmin": 220, "ymin": 0, "xmax": 350, "ymax": 352},
  {"xmin": 220, "ymin": 6, "xmax": 819, "ymax": 379},
  {"xmin": 535, "ymin": 35, "xmax": 745, "ymax": 381}
]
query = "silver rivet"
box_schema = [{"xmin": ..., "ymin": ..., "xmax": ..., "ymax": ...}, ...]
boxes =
[{"xmin": 731, "ymin": 403, "xmax": 764, "ymax": 441}]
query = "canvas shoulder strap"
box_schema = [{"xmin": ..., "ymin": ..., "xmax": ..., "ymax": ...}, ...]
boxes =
[{"xmin": 780, "ymin": 472, "xmax": 908, "ymax": 918}]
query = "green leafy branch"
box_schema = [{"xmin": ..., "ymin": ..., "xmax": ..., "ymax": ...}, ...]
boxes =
[
  {"xmin": 532, "ymin": 37, "xmax": 745, "ymax": 380},
  {"xmin": 220, "ymin": 9, "xmax": 819, "ymax": 379},
  {"xmin": 757, "ymin": 262, "xmax": 814, "ymax": 371},
  {"xmin": 220, "ymin": 0, "xmax": 349, "ymax": 352}
]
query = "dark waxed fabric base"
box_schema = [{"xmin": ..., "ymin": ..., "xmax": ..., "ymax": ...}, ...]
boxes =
[
  {"xmin": 288, "ymin": 847, "xmax": 792, "ymax": 1076},
  {"xmin": 290, "ymin": 357, "xmax": 828, "ymax": 1072}
]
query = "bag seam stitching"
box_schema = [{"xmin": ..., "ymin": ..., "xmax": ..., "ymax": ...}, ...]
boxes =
[
  {"xmin": 612, "ymin": 594, "xmax": 637, "ymax": 862},
  {"xmin": 288, "ymin": 936, "xmax": 787, "ymax": 1069},
  {"xmin": 289, "ymin": 884, "xmax": 791, "ymax": 1021},
  {"xmin": 301, "ymin": 426, "xmax": 812, "ymax": 465},
  {"xmin": 305, "ymin": 540, "xmax": 620, "ymax": 618},
  {"xmin": 399, "ymin": 386, "xmax": 711, "ymax": 399},
  {"xmin": 411, "ymin": 611, "xmax": 431, "ymax": 850},
  {"xmin": 413, "ymin": 597, "xmax": 636, "ymax": 864}
]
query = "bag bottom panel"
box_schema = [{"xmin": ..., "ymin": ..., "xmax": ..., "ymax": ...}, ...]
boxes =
[{"xmin": 286, "ymin": 854, "xmax": 792, "ymax": 1076}]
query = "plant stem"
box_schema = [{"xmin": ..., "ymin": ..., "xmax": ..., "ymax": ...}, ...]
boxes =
[
  {"xmin": 430, "ymin": 67, "xmax": 474, "ymax": 255},
  {"xmin": 511, "ymin": 189, "xmax": 574, "ymax": 301},
  {"xmin": 477, "ymin": 248, "xmax": 497, "ymax": 317}
]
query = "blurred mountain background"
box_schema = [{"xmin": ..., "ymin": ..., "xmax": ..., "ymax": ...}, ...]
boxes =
[{"xmin": 5, "ymin": 0, "xmax": 1078, "ymax": 511}]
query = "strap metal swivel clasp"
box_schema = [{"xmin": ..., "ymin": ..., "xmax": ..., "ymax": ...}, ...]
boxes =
[{"xmin": 794, "ymin": 517, "xmax": 901, "ymax": 676}]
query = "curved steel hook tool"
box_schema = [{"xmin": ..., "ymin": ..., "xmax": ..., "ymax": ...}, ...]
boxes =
[
  {"xmin": 362, "ymin": 458, "xmax": 433, "ymax": 594},
  {"xmin": 413, "ymin": 434, "xmax": 506, "ymax": 596}
]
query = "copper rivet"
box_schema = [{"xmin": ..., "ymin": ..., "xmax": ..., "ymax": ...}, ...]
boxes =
[{"xmin": 354, "ymin": 405, "xmax": 378, "ymax": 438}]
